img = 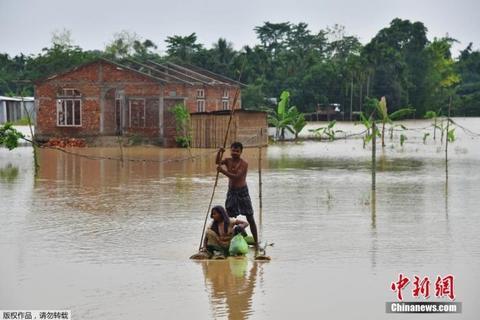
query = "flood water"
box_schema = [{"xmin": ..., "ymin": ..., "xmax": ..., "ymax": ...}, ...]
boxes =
[{"xmin": 1, "ymin": 118, "xmax": 480, "ymax": 319}]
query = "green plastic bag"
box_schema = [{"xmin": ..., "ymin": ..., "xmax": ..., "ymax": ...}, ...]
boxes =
[
  {"xmin": 229, "ymin": 234, "xmax": 249, "ymax": 256},
  {"xmin": 244, "ymin": 235, "xmax": 255, "ymax": 245}
]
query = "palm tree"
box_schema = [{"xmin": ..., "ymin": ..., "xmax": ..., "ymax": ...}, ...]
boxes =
[{"xmin": 165, "ymin": 33, "xmax": 202, "ymax": 62}]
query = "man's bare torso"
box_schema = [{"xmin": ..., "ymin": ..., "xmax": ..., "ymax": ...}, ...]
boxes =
[{"xmin": 223, "ymin": 158, "xmax": 248, "ymax": 188}]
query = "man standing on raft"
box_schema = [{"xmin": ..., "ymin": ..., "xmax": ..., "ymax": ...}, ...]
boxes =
[{"xmin": 216, "ymin": 142, "xmax": 259, "ymax": 249}]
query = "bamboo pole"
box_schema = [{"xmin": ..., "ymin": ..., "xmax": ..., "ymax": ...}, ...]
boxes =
[
  {"xmin": 441, "ymin": 119, "xmax": 445, "ymax": 144},
  {"xmin": 255, "ymin": 128, "xmax": 271, "ymax": 261},
  {"xmin": 371, "ymin": 119, "xmax": 377, "ymax": 231},
  {"xmin": 445, "ymin": 95, "xmax": 452, "ymax": 180},
  {"xmin": 371, "ymin": 190, "xmax": 376, "ymax": 229},
  {"xmin": 349, "ymin": 76, "xmax": 353, "ymax": 121},
  {"xmin": 258, "ymin": 128, "xmax": 263, "ymax": 237},
  {"xmin": 372, "ymin": 121, "xmax": 376, "ymax": 191}
]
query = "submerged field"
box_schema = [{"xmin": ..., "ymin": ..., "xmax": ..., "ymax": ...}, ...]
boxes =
[{"xmin": 1, "ymin": 118, "xmax": 479, "ymax": 319}]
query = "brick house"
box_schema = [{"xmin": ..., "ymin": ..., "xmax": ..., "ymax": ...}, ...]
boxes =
[{"xmin": 34, "ymin": 58, "xmax": 242, "ymax": 146}]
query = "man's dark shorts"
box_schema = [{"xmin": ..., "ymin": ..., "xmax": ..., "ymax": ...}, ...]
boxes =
[{"xmin": 225, "ymin": 185, "xmax": 254, "ymax": 218}]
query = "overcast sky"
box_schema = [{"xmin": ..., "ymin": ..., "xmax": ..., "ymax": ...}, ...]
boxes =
[{"xmin": 1, "ymin": 0, "xmax": 479, "ymax": 57}]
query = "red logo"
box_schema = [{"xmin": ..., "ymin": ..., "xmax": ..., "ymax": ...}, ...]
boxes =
[{"xmin": 391, "ymin": 274, "xmax": 455, "ymax": 301}]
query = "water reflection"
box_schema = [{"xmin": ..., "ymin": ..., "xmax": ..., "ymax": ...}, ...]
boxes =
[
  {"xmin": 370, "ymin": 191, "xmax": 377, "ymax": 272},
  {"xmin": 370, "ymin": 191, "xmax": 376, "ymax": 229},
  {"xmin": 0, "ymin": 163, "xmax": 19, "ymax": 183},
  {"xmin": 445, "ymin": 180, "xmax": 449, "ymax": 219},
  {"xmin": 200, "ymin": 258, "xmax": 259, "ymax": 320}
]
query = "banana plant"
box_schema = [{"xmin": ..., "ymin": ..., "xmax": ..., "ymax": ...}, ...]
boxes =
[
  {"xmin": 309, "ymin": 120, "xmax": 343, "ymax": 141},
  {"xmin": 428, "ymin": 117, "xmax": 448, "ymax": 144},
  {"xmin": 438, "ymin": 118, "xmax": 457, "ymax": 144},
  {"xmin": 388, "ymin": 124, "xmax": 407, "ymax": 140},
  {"xmin": 374, "ymin": 96, "xmax": 415, "ymax": 147},
  {"xmin": 422, "ymin": 118, "xmax": 455, "ymax": 144},
  {"xmin": 445, "ymin": 119, "xmax": 456, "ymax": 142},
  {"xmin": 285, "ymin": 106, "xmax": 307, "ymax": 140},
  {"xmin": 268, "ymin": 90, "xmax": 307, "ymax": 141},
  {"xmin": 358, "ymin": 112, "xmax": 381, "ymax": 148},
  {"xmin": 425, "ymin": 109, "xmax": 442, "ymax": 140},
  {"xmin": 268, "ymin": 91, "xmax": 292, "ymax": 141}
]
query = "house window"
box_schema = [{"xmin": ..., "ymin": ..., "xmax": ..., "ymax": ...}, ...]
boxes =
[
  {"xmin": 57, "ymin": 88, "xmax": 81, "ymax": 126},
  {"xmin": 60, "ymin": 88, "xmax": 81, "ymax": 97},
  {"xmin": 222, "ymin": 89, "xmax": 229, "ymax": 99},
  {"xmin": 197, "ymin": 99, "xmax": 205, "ymax": 112},
  {"xmin": 129, "ymin": 99, "xmax": 146, "ymax": 128},
  {"xmin": 196, "ymin": 89, "xmax": 205, "ymax": 98},
  {"xmin": 222, "ymin": 100, "xmax": 229, "ymax": 110}
]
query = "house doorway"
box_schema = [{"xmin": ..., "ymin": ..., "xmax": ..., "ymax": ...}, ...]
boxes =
[{"xmin": 115, "ymin": 99, "xmax": 122, "ymax": 134}]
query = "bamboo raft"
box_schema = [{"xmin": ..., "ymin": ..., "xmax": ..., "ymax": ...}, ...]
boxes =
[{"xmin": 190, "ymin": 242, "xmax": 272, "ymax": 261}]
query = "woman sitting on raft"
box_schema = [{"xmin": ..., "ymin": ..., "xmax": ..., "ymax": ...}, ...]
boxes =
[{"xmin": 201, "ymin": 205, "xmax": 249, "ymax": 258}]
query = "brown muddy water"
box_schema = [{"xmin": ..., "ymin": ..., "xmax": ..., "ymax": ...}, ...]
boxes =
[{"xmin": 1, "ymin": 118, "xmax": 480, "ymax": 319}]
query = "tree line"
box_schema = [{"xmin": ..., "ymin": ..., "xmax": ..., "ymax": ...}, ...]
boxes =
[{"xmin": 1, "ymin": 18, "xmax": 480, "ymax": 117}]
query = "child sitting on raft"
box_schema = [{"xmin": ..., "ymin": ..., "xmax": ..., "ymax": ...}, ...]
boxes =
[{"xmin": 201, "ymin": 205, "xmax": 249, "ymax": 258}]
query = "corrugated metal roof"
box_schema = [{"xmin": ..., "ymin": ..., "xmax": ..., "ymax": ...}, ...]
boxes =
[
  {"xmin": 35, "ymin": 58, "xmax": 243, "ymax": 88},
  {"xmin": 0, "ymin": 96, "xmax": 34, "ymax": 102}
]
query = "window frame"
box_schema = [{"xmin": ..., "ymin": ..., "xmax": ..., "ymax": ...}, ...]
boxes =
[
  {"xmin": 128, "ymin": 98, "xmax": 146, "ymax": 128},
  {"xmin": 196, "ymin": 99, "xmax": 206, "ymax": 112},
  {"xmin": 56, "ymin": 88, "xmax": 82, "ymax": 127},
  {"xmin": 56, "ymin": 99, "xmax": 82, "ymax": 127},
  {"xmin": 222, "ymin": 100, "xmax": 229, "ymax": 110},
  {"xmin": 196, "ymin": 89, "xmax": 205, "ymax": 98},
  {"xmin": 222, "ymin": 88, "xmax": 229, "ymax": 99},
  {"xmin": 59, "ymin": 88, "xmax": 81, "ymax": 98}
]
